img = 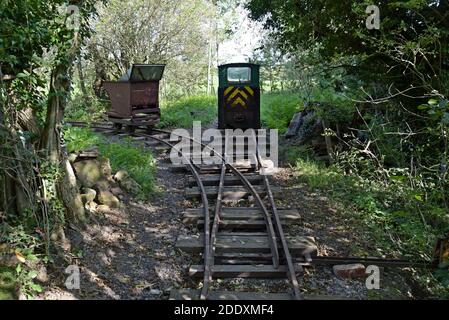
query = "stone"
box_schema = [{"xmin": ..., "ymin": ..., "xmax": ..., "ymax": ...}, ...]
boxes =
[
  {"xmin": 149, "ymin": 289, "xmax": 161, "ymax": 295},
  {"xmin": 114, "ymin": 170, "xmax": 129, "ymax": 182},
  {"xmin": 119, "ymin": 177, "xmax": 141, "ymax": 195},
  {"xmin": 111, "ymin": 187, "xmax": 123, "ymax": 196},
  {"xmin": 95, "ymin": 179, "xmax": 111, "ymax": 191},
  {"xmin": 99, "ymin": 156, "xmax": 113, "ymax": 179},
  {"xmin": 72, "ymin": 194, "xmax": 86, "ymax": 222},
  {"xmin": 333, "ymin": 264, "xmax": 366, "ymax": 279},
  {"xmin": 68, "ymin": 153, "xmax": 78, "ymax": 163},
  {"xmin": 80, "ymin": 188, "xmax": 96, "ymax": 204},
  {"xmin": 36, "ymin": 264, "xmax": 48, "ymax": 283},
  {"xmin": 96, "ymin": 190, "xmax": 120, "ymax": 208},
  {"xmin": 84, "ymin": 201, "xmax": 98, "ymax": 214},
  {"xmin": 96, "ymin": 205, "xmax": 111, "ymax": 214},
  {"xmin": 73, "ymin": 160, "xmax": 103, "ymax": 188}
]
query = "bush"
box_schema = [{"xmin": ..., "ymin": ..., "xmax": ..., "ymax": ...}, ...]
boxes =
[
  {"xmin": 260, "ymin": 92, "xmax": 302, "ymax": 134},
  {"xmin": 0, "ymin": 224, "xmax": 44, "ymax": 300},
  {"xmin": 158, "ymin": 95, "xmax": 217, "ymax": 128},
  {"xmin": 289, "ymin": 145, "xmax": 449, "ymax": 297},
  {"xmin": 65, "ymin": 94, "xmax": 108, "ymax": 122}
]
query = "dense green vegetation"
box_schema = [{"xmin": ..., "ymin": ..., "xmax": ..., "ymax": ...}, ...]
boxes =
[
  {"xmin": 260, "ymin": 92, "xmax": 302, "ymax": 134},
  {"xmin": 248, "ymin": 0, "xmax": 449, "ymax": 296},
  {"xmin": 64, "ymin": 127, "xmax": 156, "ymax": 198},
  {"xmin": 0, "ymin": 267, "xmax": 16, "ymax": 300},
  {"xmin": 281, "ymin": 145, "xmax": 449, "ymax": 297},
  {"xmin": 155, "ymin": 92, "xmax": 301, "ymax": 131},
  {"xmin": 158, "ymin": 95, "xmax": 217, "ymax": 128}
]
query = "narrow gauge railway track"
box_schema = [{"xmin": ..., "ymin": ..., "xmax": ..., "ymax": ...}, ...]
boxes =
[
  {"xmin": 67, "ymin": 121, "xmax": 436, "ymax": 300},
  {"xmin": 133, "ymin": 129, "xmax": 308, "ymax": 300}
]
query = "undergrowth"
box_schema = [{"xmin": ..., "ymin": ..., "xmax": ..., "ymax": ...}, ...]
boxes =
[
  {"xmin": 158, "ymin": 95, "xmax": 217, "ymax": 128},
  {"xmin": 283, "ymin": 145, "xmax": 449, "ymax": 298},
  {"xmin": 0, "ymin": 224, "xmax": 44, "ymax": 300},
  {"xmin": 261, "ymin": 92, "xmax": 302, "ymax": 134}
]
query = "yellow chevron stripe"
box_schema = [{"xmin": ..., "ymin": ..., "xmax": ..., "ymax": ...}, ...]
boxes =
[
  {"xmin": 227, "ymin": 88, "xmax": 249, "ymax": 102},
  {"xmin": 244, "ymin": 86, "xmax": 254, "ymax": 96},
  {"xmin": 238, "ymin": 89, "xmax": 248, "ymax": 100},
  {"xmin": 227, "ymin": 88, "xmax": 241, "ymax": 102},
  {"xmin": 224, "ymin": 86, "xmax": 234, "ymax": 96},
  {"xmin": 231, "ymin": 97, "xmax": 246, "ymax": 107}
]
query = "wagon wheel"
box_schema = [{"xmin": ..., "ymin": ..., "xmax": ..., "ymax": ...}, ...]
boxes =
[
  {"xmin": 113, "ymin": 122, "xmax": 123, "ymax": 130},
  {"xmin": 126, "ymin": 125, "xmax": 136, "ymax": 133},
  {"xmin": 145, "ymin": 124, "xmax": 155, "ymax": 134}
]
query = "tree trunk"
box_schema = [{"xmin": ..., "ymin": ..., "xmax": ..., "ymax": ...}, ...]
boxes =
[
  {"xmin": 322, "ymin": 120, "xmax": 334, "ymax": 164},
  {"xmin": 18, "ymin": 107, "xmax": 40, "ymax": 139},
  {"xmin": 77, "ymin": 52, "xmax": 91, "ymax": 110},
  {"xmin": 40, "ymin": 38, "xmax": 86, "ymax": 225},
  {"xmin": 207, "ymin": 40, "xmax": 212, "ymax": 95}
]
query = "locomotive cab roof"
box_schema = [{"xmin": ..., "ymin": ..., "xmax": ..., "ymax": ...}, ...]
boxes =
[
  {"xmin": 118, "ymin": 64, "xmax": 166, "ymax": 82},
  {"xmin": 218, "ymin": 62, "xmax": 260, "ymax": 68},
  {"xmin": 218, "ymin": 63, "xmax": 260, "ymax": 87}
]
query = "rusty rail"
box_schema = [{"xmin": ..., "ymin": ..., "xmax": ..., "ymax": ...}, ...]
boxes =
[{"xmin": 252, "ymin": 133, "xmax": 303, "ymax": 300}]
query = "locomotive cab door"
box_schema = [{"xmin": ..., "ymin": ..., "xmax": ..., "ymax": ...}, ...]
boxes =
[{"xmin": 218, "ymin": 63, "xmax": 260, "ymax": 129}]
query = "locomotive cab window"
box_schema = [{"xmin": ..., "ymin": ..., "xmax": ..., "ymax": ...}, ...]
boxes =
[{"xmin": 227, "ymin": 67, "xmax": 251, "ymax": 83}]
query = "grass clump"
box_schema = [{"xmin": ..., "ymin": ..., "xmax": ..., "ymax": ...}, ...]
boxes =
[
  {"xmin": 287, "ymin": 145, "xmax": 449, "ymax": 297},
  {"xmin": 64, "ymin": 127, "xmax": 156, "ymax": 198},
  {"xmin": 261, "ymin": 92, "xmax": 302, "ymax": 134},
  {"xmin": 98, "ymin": 139, "xmax": 155, "ymax": 199},
  {"xmin": 158, "ymin": 95, "xmax": 217, "ymax": 128}
]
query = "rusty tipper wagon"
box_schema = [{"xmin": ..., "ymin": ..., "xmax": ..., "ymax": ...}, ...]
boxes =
[{"xmin": 103, "ymin": 64, "xmax": 165, "ymax": 131}]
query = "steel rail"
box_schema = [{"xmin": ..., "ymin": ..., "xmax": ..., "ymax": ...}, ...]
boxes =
[
  {"xmin": 201, "ymin": 145, "xmax": 227, "ymax": 299},
  {"xmin": 298, "ymin": 256, "xmax": 436, "ymax": 268},
  {"xmin": 252, "ymin": 133, "xmax": 303, "ymax": 300},
  {"xmin": 133, "ymin": 133, "xmax": 212, "ymax": 301},
  {"xmin": 66, "ymin": 121, "xmax": 113, "ymax": 130}
]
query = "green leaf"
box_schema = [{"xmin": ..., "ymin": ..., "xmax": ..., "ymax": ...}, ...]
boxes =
[
  {"xmin": 29, "ymin": 283, "xmax": 42, "ymax": 293},
  {"xmin": 442, "ymin": 112, "xmax": 449, "ymax": 125},
  {"xmin": 390, "ymin": 175, "xmax": 406, "ymax": 182},
  {"xmin": 428, "ymin": 99, "xmax": 438, "ymax": 105},
  {"xmin": 439, "ymin": 100, "xmax": 449, "ymax": 109},
  {"xmin": 417, "ymin": 104, "xmax": 429, "ymax": 110}
]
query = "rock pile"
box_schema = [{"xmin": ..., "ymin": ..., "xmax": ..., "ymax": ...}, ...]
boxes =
[{"xmin": 69, "ymin": 150, "xmax": 142, "ymax": 214}]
